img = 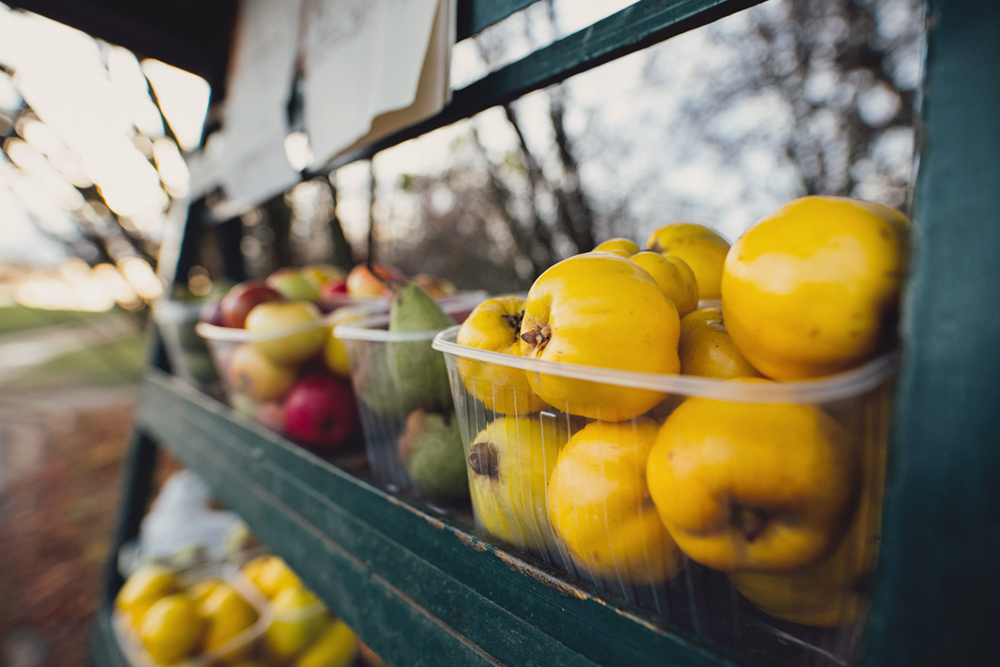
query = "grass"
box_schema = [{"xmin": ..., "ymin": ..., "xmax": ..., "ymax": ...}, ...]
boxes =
[
  {"xmin": 3, "ymin": 332, "xmax": 148, "ymax": 390},
  {"xmin": 0, "ymin": 304, "xmax": 113, "ymax": 336}
]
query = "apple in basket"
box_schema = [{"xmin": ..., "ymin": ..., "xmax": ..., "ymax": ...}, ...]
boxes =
[{"xmin": 283, "ymin": 375, "xmax": 359, "ymax": 449}]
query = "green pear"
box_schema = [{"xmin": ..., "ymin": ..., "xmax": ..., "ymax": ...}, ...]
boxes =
[
  {"xmin": 397, "ymin": 409, "xmax": 469, "ymax": 500},
  {"xmin": 386, "ymin": 282, "xmax": 455, "ymax": 411},
  {"xmin": 356, "ymin": 345, "xmax": 410, "ymax": 420}
]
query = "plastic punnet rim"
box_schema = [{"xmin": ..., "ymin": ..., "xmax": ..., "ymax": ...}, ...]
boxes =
[
  {"xmin": 432, "ymin": 326, "xmax": 898, "ymax": 404},
  {"xmin": 195, "ymin": 304, "xmax": 380, "ymax": 344},
  {"xmin": 334, "ymin": 291, "xmax": 492, "ymax": 343}
]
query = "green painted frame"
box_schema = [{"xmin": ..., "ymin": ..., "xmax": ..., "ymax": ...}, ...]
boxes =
[{"xmin": 88, "ymin": 0, "xmax": 1000, "ymax": 665}]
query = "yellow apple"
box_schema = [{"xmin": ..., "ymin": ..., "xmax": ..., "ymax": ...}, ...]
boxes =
[{"xmin": 227, "ymin": 343, "xmax": 298, "ymax": 403}]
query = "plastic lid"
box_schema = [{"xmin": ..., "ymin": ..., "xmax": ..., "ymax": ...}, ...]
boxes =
[{"xmin": 432, "ymin": 326, "xmax": 899, "ymax": 404}]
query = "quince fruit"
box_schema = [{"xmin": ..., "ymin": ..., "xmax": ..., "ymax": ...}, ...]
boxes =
[
  {"xmin": 115, "ymin": 564, "xmax": 180, "ymax": 629},
  {"xmin": 197, "ymin": 581, "xmax": 258, "ymax": 658},
  {"xmin": 678, "ymin": 307, "xmax": 761, "ymax": 379},
  {"xmin": 248, "ymin": 555, "xmax": 302, "ymax": 599},
  {"xmin": 520, "ymin": 252, "xmax": 680, "ymax": 421},
  {"xmin": 593, "ymin": 237, "xmax": 640, "ymax": 257},
  {"xmin": 647, "ymin": 395, "xmax": 857, "ymax": 571},
  {"xmin": 456, "ymin": 295, "xmax": 548, "ymax": 415},
  {"xmin": 721, "ymin": 196, "xmax": 908, "ymax": 380},
  {"xmin": 629, "ymin": 251, "xmax": 700, "ymax": 318},
  {"xmin": 266, "ymin": 586, "xmax": 327, "ymax": 662},
  {"xmin": 295, "ymin": 619, "xmax": 358, "ymax": 667},
  {"xmin": 467, "ymin": 415, "xmax": 570, "ymax": 554},
  {"xmin": 645, "ymin": 223, "xmax": 730, "ymax": 299},
  {"xmin": 548, "ymin": 419, "xmax": 683, "ymax": 584},
  {"xmin": 138, "ymin": 593, "xmax": 204, "ymax": 665}
]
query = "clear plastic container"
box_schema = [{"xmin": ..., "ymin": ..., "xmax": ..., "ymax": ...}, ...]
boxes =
[
  {"xmin": 152, "ymin": 299, "xmax": 221, "ymax": 392},
  {"xmin": 334, "ymin": 293, "xmax": 488, "ymax": 503},
  {"xmin": 433, "ymin": 325, "xmax": 897, "ymax": 667},
  {"xmin": 113, "ymin": 560, "xmax": 272, "ymax": 667},
  {"xmin": 197, "ymin": 305, "xmax": 379, "ymax": 448}
]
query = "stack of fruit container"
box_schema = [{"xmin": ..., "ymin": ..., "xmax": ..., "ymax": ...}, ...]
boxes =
[
  {"xmin": 432, "ymin": 196, "xmax": 907, "ymax": 665},
  {"xmin": 113, "ymin": 560, "xmax": 272, "ymax": 667},
  {"xmin": 335, "ymin": 288, "xmax": 488, "ymax": 503}
]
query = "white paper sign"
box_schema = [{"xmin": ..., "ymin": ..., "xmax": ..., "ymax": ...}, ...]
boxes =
[
  {"xmin": 218, "ymin": 0, "xmax": 303, "ymax": 209},
  {"xmin": 303, "ymin": 0, "xmax": 454, "ymax": 168}
]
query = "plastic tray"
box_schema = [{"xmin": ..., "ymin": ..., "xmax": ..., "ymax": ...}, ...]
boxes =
[
  {"xmin": 333, "ymin": 293, "xmax": 488, "ymax": 503},
  {"xmin": 433, "ymin": 324, "xmax": 897, "ymax": 667}
]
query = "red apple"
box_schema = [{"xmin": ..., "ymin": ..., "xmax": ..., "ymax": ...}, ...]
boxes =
[
  {"xmin": 283, "ymin": 375, "xmax": 359, "ymax": 448},
  {"xmin": 345, "ymin": 263, "xmax": 405, "ymax": 297},
  {"xmin": 220, "ymin": 281, "xmax": 284, "ymax": 328}
]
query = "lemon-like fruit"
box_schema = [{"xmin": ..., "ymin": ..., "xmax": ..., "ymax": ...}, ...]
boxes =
[
  {"xmin": 467, "ymin": 415, "xmax": 570, "ymax": 554},
  {"xmin": 647, "ymin": 396, "xmax": 857, "ymax": 572},
  {"xmin": 115, "ymin": 564, "xmax": 180, "ymax": 629},
  {"xmin": 548, "ymin": 419, "xmax": 684, "ymax": 584},
  {"xmin": 295, "ymin": 619, "xmax": 358, "ymax": 667},
  {"xmin": 266, "ymin": 586, "xmax": 327, "ymax": 662},
  {"xmin": 456, "ymin": 295, "xmax": 548, "ymax": 415},
  {"xmin": 629, "ymin": 251, "xmax": 699, "ymax": 318},
  {"xmin": 520, "ymin": 252, "xmax": 680, "ymax": 421},
  {"xmin": 254, "ymin": 555, "xmax": 303, "ymax": 599},
  {"xmin": 138, "ymin": 593, "xmax": 204, "ymax": 665},
  {"xmin": 593, "ymin": 237, "xmax": 640, "ymax": 257},
  {"xmin": 678, "ymin": 307, "xmax": 761, "ymax": 379},
  {"xmin": 198, "ymin": 581, "xmax": 258, "ymax": 657},
  {"xmin": 721, "ymin": 196, "xmax": 908, "ymax": 380},
  {"xmin": 645, "ymin": 223, "xmax": 730, "ymax": 299}
]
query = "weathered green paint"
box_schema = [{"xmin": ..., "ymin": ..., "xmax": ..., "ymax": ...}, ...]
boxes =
[
  {"xmin": 88, "ymin": 606, "xmax": 131, "ymax": 667},
  {"xmin": 319, "ymin": 0, "xmax": 763, "ymax": 172},
  {"xmin": 457, "ymin": 0, "xmax": 539, "ymax": 40},
  {"xmin": 863, "ymin": 2, "xmax": 1000, "ymax": 666},
  {"xmin": 137, "ymin": 369, "xmax": 747, "ymax": 667}
]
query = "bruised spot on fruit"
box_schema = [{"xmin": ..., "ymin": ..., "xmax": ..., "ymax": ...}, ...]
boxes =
[
  {"xmin": 469, "ymin": 440, "xmax": 500, "ymax": 479},
  {"xmin": 734, "ymin": 506, "xmax": 768, "ymax": 543},
  {"xmin": 503, "ymin": 310, "xmax": 524, "ymax": 332},
  {"xmin": 521, "ymin": 324, "xmax": 552, "ymax": 352},
  {"xmin": 810, "ymin": 327, "xmax": 820, "ymax": 338}
]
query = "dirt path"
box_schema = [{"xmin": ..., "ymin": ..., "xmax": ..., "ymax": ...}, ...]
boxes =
[{"xmin": 0, "ymin": 383, "xmax": 136, "ymax": 666}]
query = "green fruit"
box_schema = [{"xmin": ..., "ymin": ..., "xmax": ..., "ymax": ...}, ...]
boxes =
[
  {"xmin": 357, "ymin": 345, "xmax": 410, "ymax": 420},
  {"xmin": 386, "ymin": 282, "xmax": 455, "ymax": 411},
  {"xmin": 398, "ymin": 410, "xmax": 469, "ymax": 500}
]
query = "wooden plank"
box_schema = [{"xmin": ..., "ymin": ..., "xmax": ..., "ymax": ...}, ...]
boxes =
[
  {"xmin": 316, "ymin": 0, "xmax": 763, "ymax": 173},
  {"xmin": 89, "ymin": 606, "xmax": 131, "ymax": 667},
  {"xmin": 136, "ymin": 369, "xmax": 745, "ymax": 667},
  {"xmin": 863, "ymin": 2, "xmax": 1000, "ymax": 666}
]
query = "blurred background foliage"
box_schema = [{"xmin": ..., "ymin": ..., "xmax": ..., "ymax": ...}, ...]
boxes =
[{"xmin": 0, "ymin": 0, "xmax": 923, "ymax": 306}]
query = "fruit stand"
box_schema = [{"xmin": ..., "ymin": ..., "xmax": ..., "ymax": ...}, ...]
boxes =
[{"xmin": 10, "ymin": 0, "xmax": 994, "ymax": 665}]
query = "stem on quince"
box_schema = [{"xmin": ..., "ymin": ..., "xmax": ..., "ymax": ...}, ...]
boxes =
[
  {"xmin": 504, "ymin": 310, "xmax": 524, "ymax": 333},
  {"xmin": 469, "ymin": 440, "xmax": 499, "ymax": 479},
  {"xmin": 521, "ymin": 324, "xmax": 552, "ymax": 352}
]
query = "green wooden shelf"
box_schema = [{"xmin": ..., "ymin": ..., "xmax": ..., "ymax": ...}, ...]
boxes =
[{"xmin": 129, "ymin": 369, "xmax": 746, "ymax": 667}]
